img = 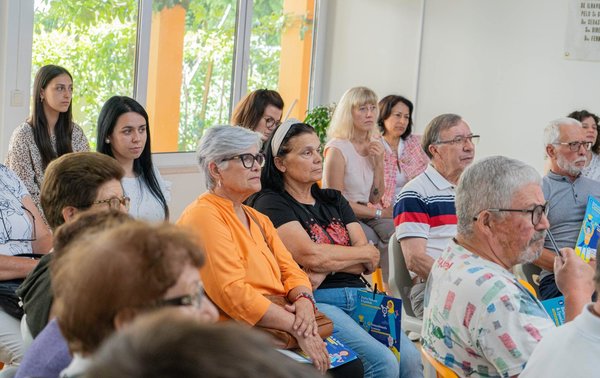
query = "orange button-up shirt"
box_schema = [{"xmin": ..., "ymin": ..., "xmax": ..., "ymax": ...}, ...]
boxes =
[{"xmin": 177, "ymin": 192, "xmax": 311, "ymax": 325}]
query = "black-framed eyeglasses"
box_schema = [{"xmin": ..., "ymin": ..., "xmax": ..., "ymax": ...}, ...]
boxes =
[
  {"xmin": 552, "ymin": 141, "xmax": 592, "ymax": 152},
  {"xmin": 435, "ymin": 134, "xmax": 480, "ymax": 146},
  {"xmin": 0, "ymin": 206, "xmax": 36, "ymax": 242},
  {"xmin": 263, "ymin": 116, "xmax": 281, "ymax": 129},
  {"xmin": 474, "ymin": 202, "xmax": 549, "ymax": 226},
  {"xmin": 90, "ymin": 196, "xmax": 130, "ymax": 211},
  {"xmin": 156, "ymin": 283, "xmax": 205, "ymax": 309},
  {"xmin": 221, "ymin": 153, "xmax": 265, "ymax": 169}
]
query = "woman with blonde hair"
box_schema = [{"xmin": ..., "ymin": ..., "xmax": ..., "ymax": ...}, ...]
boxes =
[{"xmin": 323, "ymin": 87, "xmax": 393, "ymax": 282}]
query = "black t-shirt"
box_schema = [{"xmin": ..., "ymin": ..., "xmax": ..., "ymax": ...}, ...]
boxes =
[{"xmin": 252, "ymin": 186, "xmax": 365, "ymax": 289}]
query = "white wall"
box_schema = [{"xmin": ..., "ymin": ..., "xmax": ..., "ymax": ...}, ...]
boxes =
[
  {"xmin": 318, "ymin": 0, "xmax": 424, "ymax": 106},
  {"xmin": 414, "ymin": 0, "xmax": 600, "ymax": 171},
  {"xmin": 0, "ymin": 1, "xmax": 34, "ymax": 160},
  {"xmin": 316, "ymin": 0, "xmax": 600, "ymax": 172}
]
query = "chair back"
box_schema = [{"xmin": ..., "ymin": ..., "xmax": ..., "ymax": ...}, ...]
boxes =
[
  {"xmin": 420, "ymin": 346, "xmax": 459, "ymax": 378},
  {"xmin": 387, "ymin": 238, "xmax": 417, "ymax": 318},
  {"xmin": 520, "ymin": 263, "xmax": 542, "ymax": 298}
]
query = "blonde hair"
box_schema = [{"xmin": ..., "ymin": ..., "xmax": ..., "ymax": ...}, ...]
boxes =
[{"xmin": 327, "ymin": 87, "xmax": 379, "ymax": 141}]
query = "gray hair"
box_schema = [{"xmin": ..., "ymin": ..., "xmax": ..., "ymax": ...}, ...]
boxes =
[
  {"xmin": 421, "ymin": 114, "xmax": 463, "ymax": 159},
  {"xmin": 543, "ymin": 117, "xmax": 582, "ymax": 146},
  {"xmin": 456, "ymin": 156, "xmax": 541, "ymax": 237},
  {"xmin": 196, "ymin": 125, "xmax": 263, "ymax": 190}
]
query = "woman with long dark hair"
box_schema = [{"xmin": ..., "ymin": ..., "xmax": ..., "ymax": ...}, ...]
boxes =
[
  {"xmin": 97, "ymin": 96, "xmax": 170, "ymax": 221},
  {"xmin": 5, "ymin": 65, "xmax": 90, "ymax": 220}
]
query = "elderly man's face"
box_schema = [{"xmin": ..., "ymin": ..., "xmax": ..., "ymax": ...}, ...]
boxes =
[
  {"xmin": 551, "ymin": 125, "xmax": 588, "ymax": 177},
  {"xmin": 493, "ymin": 183, "xmax": 549, "ymax": 266},
  {"xmin": 430, "ymin": 121, "xmax": 475, "ymax": 179}
]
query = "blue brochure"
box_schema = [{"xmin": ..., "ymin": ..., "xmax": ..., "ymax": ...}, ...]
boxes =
[
  {"xmin": 351, "ymin": 289, "xmax": 402, "ymax": 362},
  {"xmin": 541, "ymin": 296, "xmax": 565, "ymax": 326}
]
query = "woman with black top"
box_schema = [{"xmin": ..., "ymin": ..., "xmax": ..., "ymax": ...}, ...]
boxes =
[{"xmin": 249, "ymin": 120, "xmax": 423, "ymax": 378}]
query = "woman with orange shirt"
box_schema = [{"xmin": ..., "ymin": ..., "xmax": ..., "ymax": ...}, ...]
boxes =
[{"xmin": 177, "ymin": 125, "xmax": 362, "ymax": 376}]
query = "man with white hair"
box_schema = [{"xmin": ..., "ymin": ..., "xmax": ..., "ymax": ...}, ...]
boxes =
[
  {"xmin": 421, "ymin": 156, "xmax": 593, "ymax": 378},
  {"xmin": 534, "ymin": 118, "xmax": 600, "ymax": 300}
]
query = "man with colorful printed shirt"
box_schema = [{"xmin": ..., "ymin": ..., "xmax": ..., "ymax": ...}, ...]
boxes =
[
  {"xmin": 394, "ymin": 113, "xmax": 476, "ymax": 318},
  {"xmin": 422, "ymin": 156, "xmax": 594, "ymax": 378}
]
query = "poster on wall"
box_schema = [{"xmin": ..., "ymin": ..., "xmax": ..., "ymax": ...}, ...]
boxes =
[{"xmin": 565, "ymin": 0, "xmax": 600, "ymax": 61}]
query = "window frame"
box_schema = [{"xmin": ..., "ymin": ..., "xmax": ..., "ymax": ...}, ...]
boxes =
[{"xmin": 0, "ymin": 0, "xmax": 325, "ymax": 168}]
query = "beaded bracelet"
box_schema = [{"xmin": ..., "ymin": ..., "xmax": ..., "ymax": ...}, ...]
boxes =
[{"xmin": 293, "ymin": 292, "xmax": 317, "ymax": 313}]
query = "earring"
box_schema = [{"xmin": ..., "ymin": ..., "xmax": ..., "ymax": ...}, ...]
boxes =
[
  {"xmin": 40, "ymin": 97, "xmax": 44, "ymax": 102},
  {"xmin": 105, "ymin": 138, "xmax": 110, "ymax": 144}
]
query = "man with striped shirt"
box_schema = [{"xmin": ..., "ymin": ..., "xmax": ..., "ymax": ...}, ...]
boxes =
[{"xmin": 393, "ymin": 113, "xmax": 477, "ymax": 318}]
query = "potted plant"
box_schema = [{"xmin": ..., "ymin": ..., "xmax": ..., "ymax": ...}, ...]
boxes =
[{"xmin": 304, "ymin": 103, "xmax": 336, "ymax": 146}]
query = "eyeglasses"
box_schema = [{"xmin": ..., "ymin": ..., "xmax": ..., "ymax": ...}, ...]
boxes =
[
  {"xmin": 221, "ymin": 153, "xmax": 265, "ymax": 169},
  {"xmin": 157, "ymin": 283, "xmax": 205, "ymax": 309},
  {"xmin": 474, "ymin": 201, "xmax": 549, "ymax": 227},
  {"xmin": 0, "ymin": 206, "xmax": 36, "ymax": 242},
  {"xmin": 552, "ymin": 141, "xmax": 592, "ymax": 152},
  {"xmin": 90, "ymin": 196, "xmax": 131, "ymax": 211},
  {"xmin": 435, "ymin": 134, "xmax": 480, "ymax": 146},
  {"xmin": 263, "ymin": 117, "xmax": 281, "ymax": 129},
  {"xmin": 356, "ymin": 105, "xmax": 377, "ymax": 114}
]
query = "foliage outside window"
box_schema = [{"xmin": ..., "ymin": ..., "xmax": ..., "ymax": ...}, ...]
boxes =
[
  {"xmin": 32, "ymin": 0, "xmax": 138, "ymax": 148},
  {"xmin": 32, "ymin": 0, "xmax": 312, "ymax": 153}
]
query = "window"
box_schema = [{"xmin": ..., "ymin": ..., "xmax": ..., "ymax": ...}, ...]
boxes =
[
  {"xmin": 30, "ymin": 0, "xmax": 316, "ymax": 154},
  {"xmin": 248, "ymin": 0, "xmax": 314, "ymax": 122},
  {"xmin": 32, "ymin": 0, "xmax": 139, "ymax": 147},
  {"xmin": 145, "ymin": 0, "xmax": 238, "ymax": 152}
]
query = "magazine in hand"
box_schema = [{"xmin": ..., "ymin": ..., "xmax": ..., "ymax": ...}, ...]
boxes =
[
  {"xmin": 574, "ymin": 196, "xmax": 600, "ymax": 262},
  {"xmin": 279, "ymin": 336, "xmax": 358, "ymax": 368},
  {"xmin": 541, "ymin": 296, "xmax": 565, "ymax": 326}
]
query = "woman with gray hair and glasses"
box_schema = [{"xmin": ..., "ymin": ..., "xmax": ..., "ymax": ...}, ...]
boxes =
[
  {"xmin": 0, "ymin": 163, "xmax": 52, "ymax": 367},
  {"xmin": 177, "ymin": 125, "xmax": 363, "ymax": 377}
]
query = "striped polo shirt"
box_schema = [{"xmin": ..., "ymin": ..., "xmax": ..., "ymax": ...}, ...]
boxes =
[{"xmin": 393, "ymin": 164, "xmax": 457, "ymax": 262}]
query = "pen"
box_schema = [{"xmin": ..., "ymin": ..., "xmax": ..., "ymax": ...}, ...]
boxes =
[{"xmin": 546, "ymin": 229, "xmax": 563, "ymax": 260}]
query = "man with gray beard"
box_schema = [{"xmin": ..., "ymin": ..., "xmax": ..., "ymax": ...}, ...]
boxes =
[
  {"xmin": 421, "ymin": 156, "xmax": 593, "ymax": 378},
  {"xmin": 534, "ymin": 118, "xmax": 600, "ymax": 300}
]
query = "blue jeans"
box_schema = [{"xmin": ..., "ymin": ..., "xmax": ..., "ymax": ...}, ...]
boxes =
[{"xmin": 315, "ymin": 287, "xmax": 423, "ymax": 378}]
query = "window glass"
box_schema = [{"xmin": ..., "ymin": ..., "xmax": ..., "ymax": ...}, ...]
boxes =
[
  {"xmin": 30, "ymin": 0, "xmax": 315, "ymax": 154},
  {"xmin": 32, "ymin": 0, "xmax": 139, "ymax": 148},
  {"xmin": 146, "ymin": 0, "xmax": 237, "ymax": 153},
  {"xmin": 247, "ymin": 0, "xmax": 314, "ymax": 122}
]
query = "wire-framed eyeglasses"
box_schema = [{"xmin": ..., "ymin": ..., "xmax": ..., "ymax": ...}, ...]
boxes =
[
  {"xmin": 435, "ymin": 134, "xmax": 480, "ymax": 146},
  {"xmin": 221, "ymin": 153, "xmax": 265, "ymax": 169},
  {"xmin": 90, "ymin": 196, "xmax": 131, "ymax": 211},
  {"xmin": 156, "ymin": 283, "xmax": 205, "ymax": 309},
  {"xmin": 474, "ymin": 202, "xmax": 549, "ymax": 226},
  {"xmin": 263, "ymin": 116, "xmax": 282, "ymax": 129},
  {"xmin": 552, "ymin": 141, "xmax": 592, "ymax": 152},
  {"xmin": 0, "ymin": 206, "xmax": 36, "ymax": 242}
]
